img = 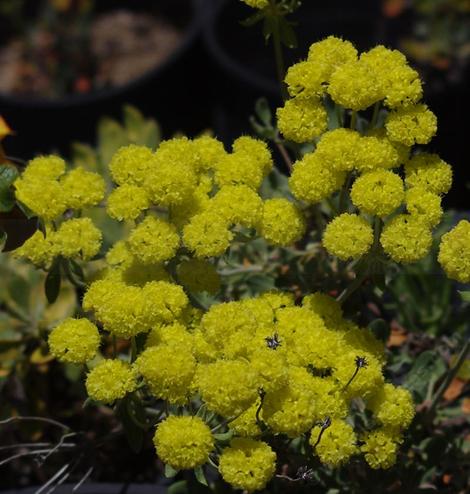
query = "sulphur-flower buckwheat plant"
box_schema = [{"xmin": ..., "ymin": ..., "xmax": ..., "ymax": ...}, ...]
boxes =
[{"xmin": 4, "ymin": 9, "xmax": 469, "ymax": 490}]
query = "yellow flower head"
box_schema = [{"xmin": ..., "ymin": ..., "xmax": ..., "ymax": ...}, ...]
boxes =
[
  {"xmin": 438, "ymin": 220, "xmax": 470, "ymax": 282},
  {"xmin": 14, "ymin": 230, "xmax": 56, "ymax": 267},
  {"xmin": 54, "ymin": 218, "xmax": 102, "ymax": 260},
  {"xmin": 183, "ymin": 211, "xmax": 233, "ymax": 258},
  {"xmin": 277, "ymin": 97, "xmax": 328, "ymax": 143},
  {"xmin": 106, "ymin": 184, "xmax": 150, "ymax": 221},
  {"xmin": 219, "ymin": 438, "xmax": 276, "ymax": 492},
  {"xmin": 386, "ymin": 104, "xmax": 437, "ymax": 146},
  {"xmin": 61, "ymin": 167, "xmax": 105, "ymax": 210},
  {"xmin": 258, "ymin": 198, "xmax": 305, "ymax": 246},
  {"xmin": 153, "ymin": 415, "xmax": 214, "ymax": 470},
  {"xmin": 212, "ymin": 184, "xmax": 263, "ymax": 227},
  {"xmin": 368, "ymin": 383, "xmax": 415, "ymax": 430},
  {"xmin": 128, "ymin": 216, "xmax": 179, "ymax": 264},
  {"xmin": 405, "ymin": 153, "xmax": 452, "ymax": 195},
  {"xmin": 323, "ymin": 214, "xmax": 373, "ymax": 260},
  {"xmin": 289, "ymin": 153, "xmax": 346, "ymax": 204},
  {"xmin": 85, "ymin": 359, "xmax": 138, "ymax": 404},
  {"xmin": 380, "ymin": 214, "xmax": 432, "ymax": 263},
  {"xmin": 308, "ymin": 36, "xmax": 358, "ymax": 79},
  {"xmin": 328, "ymin": 59, "xmax": 383, "ymax": 111},
  {"xmin": 14, "ymin": 177, "xmax": 67, "ymax": 222},
  {"xmin": 361, "ymin": 428, "xmax": 403, "ymax": 469},
  {"xmin": 302, "ymin": 292, "xmax": 344, "ymax": 328},
  {"xmin": 21, "ymin": 155, "xmax": 65, "ymax": 181},
  {"xmin": 405, "ymin": 186, "xmax": 443, "ymax": 227},
  {"xmin": 49, "ymin": 318, "xmax": 100, "ymax": 364},
  {"xmin": 195, "ymin": 360, "xmax": 259, "ymax": 417},
  {"xmin": 310, "ymin": 418, "xmax": 358, "ymax": 467},
  {"xmin": 193, "ymin": 135, "xmax": 227, "ymax": 172},
  {"xmin": 109, "ymin": 145, "xmax": 154, "ymax": 186},
  {"xmin": 314, "ymin": 128, "xmax": 361, "ymax": 172},
  {"xmin": 135, "ymin": 345, "xmax": 196, "ymax": 404},
  {"xmin": 350, "ymin": 170, "xmax": 405, "ymax": 217}
]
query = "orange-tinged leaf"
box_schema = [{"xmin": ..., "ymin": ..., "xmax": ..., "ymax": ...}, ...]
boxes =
[
  {"xmin": 462, "ymin": 398, "xmax": 470, "ymax": 414},
  {"xmin": 383, "ymin": 0, "xmax": 406, "ymax": 17},
  {"xmin": 30, "ymin": 347, "xmax": 54, "ymax": 365},
  {"xmin": 443, "ymin": 378, "xmax": 465, "ymax": 401},
  {"xmin": 387, "ymin": 324, "xmax": 408, "ymax": 347},
  {"xmin": 0, "ymin": 116, "xmax": 13, "ymax": 141}
]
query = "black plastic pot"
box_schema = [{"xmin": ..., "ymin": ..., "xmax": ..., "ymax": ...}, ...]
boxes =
[
  {"xmin": 203, "ymin": 0, "xmax": 382, "ymax": 142},
  {"xmin": 0, "ymin": 483, "xmax": 167, "ymax": 494},
  {"xmin": 0, "ymin": 0, "xmax": 210, "ymax": 158}
]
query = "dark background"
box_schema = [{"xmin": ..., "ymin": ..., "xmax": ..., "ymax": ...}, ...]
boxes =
[{"xmin": 0, "ymin": 0, "xmax": 468, "ymax": 208}]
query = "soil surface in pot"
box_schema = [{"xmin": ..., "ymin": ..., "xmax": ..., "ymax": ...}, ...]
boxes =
[{"xmin": 0, "ymin": 9, "xmax": 182, "ymax": 99}]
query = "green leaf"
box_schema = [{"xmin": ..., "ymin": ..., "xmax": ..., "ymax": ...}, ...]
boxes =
[
  {"xmin": 403, "ymin": 350, "xmax": 446, "ymax": 401},
  {"xmin": 116, "ymin": 396, "xmax": 145, "ymax": 453},
  {"xmin": 213, "ymin": 430, "xmax": 233, "ymax": 442},
  {"xmin": 165, "ymin": 464, "xmax": 179, "ymax": 478},
  {"xmin": 279, "ymin": 18, "xmax": 298, "ymax": 48},
  {"xmin": 254, "ymin": 97, "xmax": 272, "ymax": 127},
  {"xmin": 0, "ymin": 164, "xmax": 19, "ymax": 212},
  {"xmin": 138, "ymin": 121, "xmax": 161, "ymax": 149},
  {"xmin": 0, "ymin": 228, "xmax": 6, "ymax": 251},
  {"xmin": 64, "ymin": 259, "xmax": 85, "ymax": 288},
  {"xmin": 240, "ymin": 11, "xmax": 265, "ymax": 27},
  {"xmin": 70, "ymin": 142, "xmax": 99, "ymax": 172},
  {"xmin": 45, "ymin": 259, "xmax": 62, "ymax": 305},
  {"xmin": 194, "ymin": 466, "xmax": 208, "ymax": 486},
  {"xmin": 368, "ymin": 319, "xmax": 390, "ymax": 343},
  {"xmin": 97, "ymin": 117, "xmax": 129, "ymax": 165},
  {"xmin": 458, "ymin": 291, "xmax": 470, "ymax": 302},
  {"xmin": 123, "ymin": 105, "xmax": 145, "ymax": 135},
  {"xmin": 167, "ymin": 481, "xmax": 188, "ymax": 494}
]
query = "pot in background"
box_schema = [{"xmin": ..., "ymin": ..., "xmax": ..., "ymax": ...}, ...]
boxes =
[{"xmin": 0, "ymin": 0, "xmax": 209, "ymax": 159}]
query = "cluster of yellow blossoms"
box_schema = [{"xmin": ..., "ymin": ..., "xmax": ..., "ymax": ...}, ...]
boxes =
[
  {"xmin": 13, "ymin": 156, "xmax": 104, "ymax": 266},
  {"xmin": 10, "ymin": 32, "xmax": 470, "ymax": 492},
  {"xmin": 280, "ymin": 36, "xmax": 455, "ymax": 265},
  {"xmin": 50, "ymin": 290, "xmax": 415, "ymax": 491}
]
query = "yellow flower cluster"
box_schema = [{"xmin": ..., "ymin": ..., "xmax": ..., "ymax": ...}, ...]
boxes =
[
  {"xmin": 85, "ymin": 359, "xmax": 138, "ymax": 404},
  {"xmin": 280, "ymin": 37, "xmax": 453, "ymax": 265},
  {"xmin": 106, "ymin": 137, "xmax": 304, "ymax": 260},
  {"xmin": 219, "ymin": 438, "xmax": 276, "ymax": 492},
  {"xmin": 15, "ymin": 218, "xmax": 102, "ymax": 266},
  {"xmin": 153, "ymin": 416, "xmax": 214, "ymax": 470},
  {"xmin": 15, "ymin": 155, "xmax": 104, "ymax": 221},
  {"xmin": 438, "ymin": 220, "xmax": 470, "ymax": 282},
  {"xmin": 13, "ymin": 156, "xmax": 104, "ymax": 267},
  {"xmin": 71, "ymin": 285, "xmax": 414, "ymax": 486},
  {"xmin": 48, "ymin": 318, "xmax": 100, "ymax": 364}
]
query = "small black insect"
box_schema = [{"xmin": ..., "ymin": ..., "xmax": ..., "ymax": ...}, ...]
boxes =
[{"xmin": 265, "ymin": 332, "xmax": 281, "ymax": 350}]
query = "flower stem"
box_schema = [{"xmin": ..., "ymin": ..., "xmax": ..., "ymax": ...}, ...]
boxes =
[
  {"xmin": 269, "ymin": 1, "xmax": 288, "ymax": 100},
  {"xmin": 370, "ymin": 102, "xmax": 381, "ymax": 129},
  {"xmin": 350, "ymin": 111, "xmax": 357, "ymax": 130}
]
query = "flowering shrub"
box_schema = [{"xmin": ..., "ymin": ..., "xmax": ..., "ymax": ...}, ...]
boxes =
[{"xmin": 1, "ymin": 7, "xmax": 469, "ymax": 493}]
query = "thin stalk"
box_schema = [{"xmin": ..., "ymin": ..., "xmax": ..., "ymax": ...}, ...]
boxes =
[
  {"xmin": 336, "ymin": 270, "xmax": 368, "ymax": 305},
  {"xmin": 370, "ymin": 102, "xmax": 381, "ymax": 129},
  {"xmin": 428, "ymin": 338, "xmax": 470, "ymax": 416},
  {"xmin": 274, "ymin": 140, "xmax": 293, "ymax": 171},
  {"xmin": 130, "ymin": 337, "xmax": 137, "ymax": 363},
  {"xmin": 269, "ymin": 1, "xmax": 288, "ymax": 99},
  {"xmin": 338, "ymin": 173, "xmax": 353, "ymax": 214},
  {"xmin": 350, "ymin": 111, "xmax": 357, "ymax": 130}
]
